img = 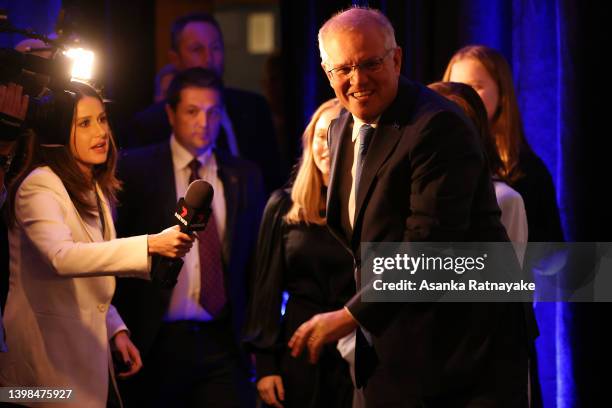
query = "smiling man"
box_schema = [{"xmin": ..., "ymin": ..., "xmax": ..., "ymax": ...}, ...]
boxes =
[
  {"xmin": 288, "ymin": 7, "xmax": 535, "ymax": 407},
  {"xmin": 113, "ymin": 68, "xmax": 264, "ymax": 408}
]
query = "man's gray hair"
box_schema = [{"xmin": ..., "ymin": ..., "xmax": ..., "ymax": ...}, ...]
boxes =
[{"xmin": 318, "ymin": 7, "xmax": 397, "ymax": 68}]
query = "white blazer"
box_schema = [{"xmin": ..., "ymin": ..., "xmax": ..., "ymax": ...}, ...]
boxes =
[{"xmin": 0, "ymin": 166, "xmax": 150, "ymax": 408}]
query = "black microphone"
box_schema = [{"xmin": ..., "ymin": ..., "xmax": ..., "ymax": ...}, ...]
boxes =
[{"xmin": 152, "ymin": 180, "xmax": 214, "ymax": 289}]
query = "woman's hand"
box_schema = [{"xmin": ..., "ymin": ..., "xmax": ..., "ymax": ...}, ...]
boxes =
[
  {"xmin": 147, "ymin": 225, "xmax": 195, "ymax": 258},
  {"xmin": 257, "ymin": 375, "xmax": 285, "ymax": 408},
  {"xmin": 111, "ymin": 330, "xmax": 143, "ymax": 379}
]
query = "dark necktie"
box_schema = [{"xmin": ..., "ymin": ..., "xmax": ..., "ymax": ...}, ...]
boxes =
[
  {"xmin": 355, "ymin": 124, "xmax": 375, "ymax": 199},
  {"xmin": 188, "ymin": 158, "xmax": 227, "ymax": 317}
]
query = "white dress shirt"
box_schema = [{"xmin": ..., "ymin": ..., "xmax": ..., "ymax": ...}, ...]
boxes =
[
  {"xmin": 349, "ymin": 115, "xmax": 380, "ymax": 227},
  {"xmin": 165, "ymin": 136, "xmax": 227, "ymax": 321}
]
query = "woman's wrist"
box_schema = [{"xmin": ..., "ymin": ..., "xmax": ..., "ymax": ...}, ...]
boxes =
[{"xmin": 146, "ymin": 234, "xmax": 156, "ymax": 255}]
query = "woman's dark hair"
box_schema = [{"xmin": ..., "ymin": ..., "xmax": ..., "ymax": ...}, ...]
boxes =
[
  {"xmin": 428, "ymin": 81, "xmax": 505, "ymax": 181},
  {"xmin": 7, "ymin": 81, "xmax": 121, "ymax": 225}
]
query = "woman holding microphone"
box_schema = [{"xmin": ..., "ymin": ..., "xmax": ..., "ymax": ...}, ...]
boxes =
[{"xmin": 0, "ymin": 80, "xmax": 194, "ymax": 407}]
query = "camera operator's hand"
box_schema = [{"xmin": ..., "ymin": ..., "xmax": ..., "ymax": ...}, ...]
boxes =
[
  {"xmin": 0, "ymin": 83, "xmax": 29, "ymax": 121},
  {"xmin": 1, "ymin": 83, "xmax": 29, "ymax": 144}
]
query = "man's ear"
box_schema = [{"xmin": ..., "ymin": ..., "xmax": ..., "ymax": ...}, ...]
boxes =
[
  {"xmin": 393, "ymin": 47, "xmax": 403, "ymax": 75},
  {"xmin": 168, "ymin": 50, "xmax": 180, "ymax": 69},
  {"xmin": 165, "ymin": 103, "xmax": 175, "ymax": 128}
]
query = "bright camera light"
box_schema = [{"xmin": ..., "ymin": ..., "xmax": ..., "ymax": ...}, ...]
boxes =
[{"xmin": 64, "ymin": 48, "xmax": 95, "ymax": 81}]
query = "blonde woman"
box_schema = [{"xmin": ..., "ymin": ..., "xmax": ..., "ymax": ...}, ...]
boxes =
[{"xmin": 244, "ymin": 99, "xmax": 354, "ymax": 408}]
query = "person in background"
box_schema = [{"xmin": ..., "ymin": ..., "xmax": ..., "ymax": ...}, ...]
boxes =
[
  {"xmin": 443, "ymin": 44, "xmax": 557, "ymax": 408},
  {"xmin": 428, "ymin": 81, "xmax": 528, "ymax": 263},
  {"xmin": 122, "ymin": 12, "xmax": 286, "ymax": 192},
  {"xmin": 0, "ymin": 83, "xmax": 29, "ymax": 354},
  {"xmin": 0, "ymin": 83, "xmax": 27, "ymax": 204},
  {"xmin": 0, "ymin": 80, "xmax": 193, "ymax": 407},
  {"xmin": 154, "ymin": 63, "xmax": 178, "ymax": 103},
  {"xmin": 443, "ymin": 44, "xmax": 564, "ymax": 243},
  {"xmin": 114, "ymin": 67, "xmax": 264, "ymax": 408},
  {"xmin": 244, "ymin": 98, "xmax": 354, "ymax": 408}
]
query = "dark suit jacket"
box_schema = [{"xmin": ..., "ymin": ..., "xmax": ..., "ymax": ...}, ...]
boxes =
[
  {"xmin": 120, "ymin": 87, "xmax": 286, "ymax": 192},
  {"xmin": 327, "ymin": 77, "xmax": 535, "ymax": 403},
  {"xmin": 112, "ymin": 142, "xmax": 265, "ymax": 356}
]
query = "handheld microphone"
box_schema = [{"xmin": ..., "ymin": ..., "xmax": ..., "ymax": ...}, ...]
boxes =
[{"xmin": 152, "ymin": 179, "xmax": 214, "ymax": 289}]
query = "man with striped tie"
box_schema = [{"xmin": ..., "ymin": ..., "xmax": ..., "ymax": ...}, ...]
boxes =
[{"xmin": 113, "ymin": 67, "xmax": 264, "ymax": 408}]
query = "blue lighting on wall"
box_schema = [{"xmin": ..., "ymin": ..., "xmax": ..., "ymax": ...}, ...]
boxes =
[{"xmin": 462, "ymin": 1, "xmax": 575, "ymax": 406}]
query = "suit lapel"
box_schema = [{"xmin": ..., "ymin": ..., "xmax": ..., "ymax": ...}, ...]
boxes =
[
  {"xmin": 71, "ymin": 183, "xmax": 107, "ymax": 242},
  {"xmin": 95, "ymin": 184, "xmax": 114, "ymax": 240},
  {"xmin": 158, "ymin": 144, "xmax": 178, "ymax": 229},
  {"xmin": 216, "ymin": 153, "xmax": 239, "ymax": 265},
  {"xmin": 72, "ymin": 208, "xmax": 96, "ymax": 242},
  {"xmin": 70, "ymin": 185, "xmax": 115, "ymax": 243},
  {"xmin": 326, "ymin": 111, "xmax": 353, "ymax": 251},
  {"xmin": 353, "ymin": 77, "xmax": 419, "ymax": 234},
  {"xmin": 353, "ymin": 123, "xmax": 402, "ymax": 229}
]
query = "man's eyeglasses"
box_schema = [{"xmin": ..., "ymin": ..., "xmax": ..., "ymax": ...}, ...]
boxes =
[{"xmin": 327, "ymin": 48, "xmax": 394, "ymax": 80}]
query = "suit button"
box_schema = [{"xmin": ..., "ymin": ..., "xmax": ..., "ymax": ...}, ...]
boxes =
[{"xmin": 98, "ymin": 304, "xmax": 107, "ymax": 312}]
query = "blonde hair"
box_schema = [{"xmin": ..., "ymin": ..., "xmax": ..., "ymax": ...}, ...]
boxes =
[
  {"xmin": 285, "ymin": 99, "xmax": 341, "ymax": 225},
  {"xmin": 443, "ymin": 45, "xmax": 531, "ymax": 183},
  {"xmin": 318, "ymin": 7, "xmax": 397, "ymax": 68}
]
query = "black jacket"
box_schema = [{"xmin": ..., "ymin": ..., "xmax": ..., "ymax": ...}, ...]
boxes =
[
  {"xmin": 112, "ymin": 142, "xmax": 265, "ymax": 356},
  {"xmin": 327, "ymin": 77, "xmax": 536, "ymax": 403}
]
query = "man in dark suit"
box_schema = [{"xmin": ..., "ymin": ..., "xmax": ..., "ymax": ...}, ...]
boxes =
[
  {"xmin": 289, "ymin": 7, "xmax": 535, "ymax": 407},
  {"xmin": 113, "ymin": 68, "xmax": 264, "ymax": 407},
  {"xmin": 121, "ymin": 12, "xmax": 286, "ymax": 192}
]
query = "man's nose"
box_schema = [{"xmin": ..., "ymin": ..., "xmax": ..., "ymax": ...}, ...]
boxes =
[
  {"xmin": 196, "ymin": 110, "xmax": 207, "ymax": 127},
  {"xmin": 350, "ymin": 65, "xmax": 367, "ymax": 85},
  {"xmin": 94, "ymin": 121, "xmax": 107, "ymax": 138}
]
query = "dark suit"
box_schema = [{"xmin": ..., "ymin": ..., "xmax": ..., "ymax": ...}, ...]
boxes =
[
  {"xmin": 327, "ymin": 77, "xmax": 535, "ymax": 407},
  {"xmin": 112, "ymin": 142, "xmax": 264, "ymax": 407},
  {"xmin": 120, "ymin": 87, "xmax": 286, "ymax": 192}
]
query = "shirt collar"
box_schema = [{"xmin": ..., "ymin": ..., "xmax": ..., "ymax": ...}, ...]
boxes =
[
  {"xmin": 170, "ymin": 135, "xmax": 215, "ymax": 171},
  {"xmin": 351, "ymin": 114, "xmax": 380, "ymax": 142}
]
